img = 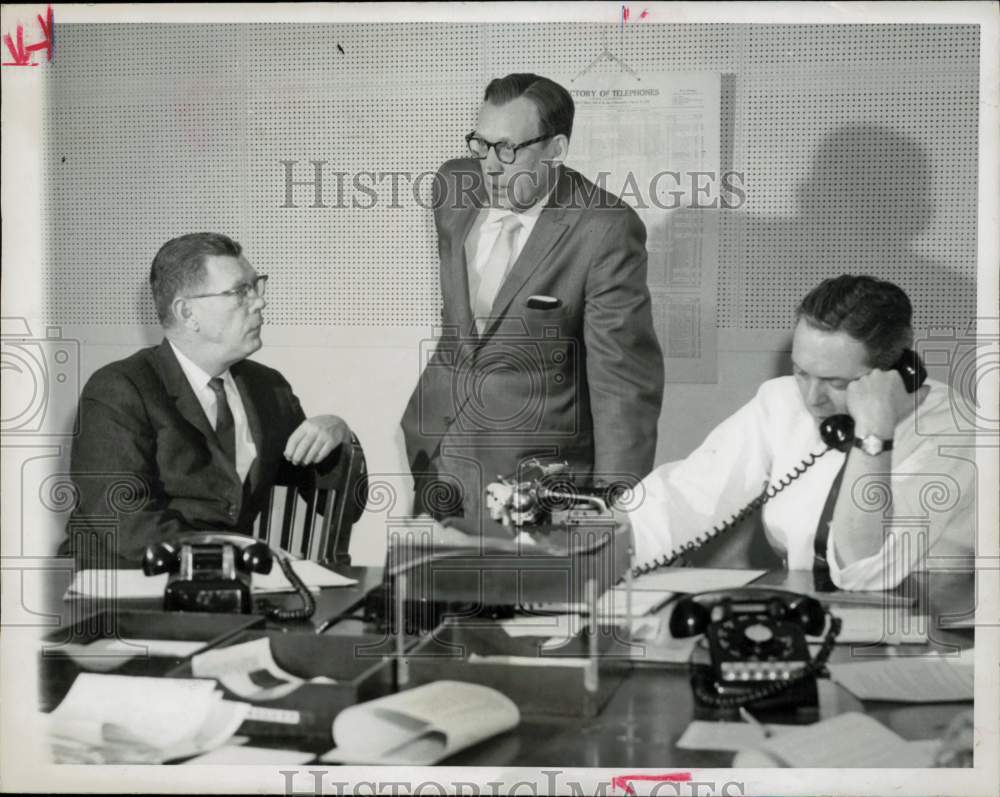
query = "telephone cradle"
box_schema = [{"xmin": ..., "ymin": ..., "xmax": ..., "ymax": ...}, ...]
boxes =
[{"xmin": 142, "ymin": 532, "xmax": 316, "ymax": 621}]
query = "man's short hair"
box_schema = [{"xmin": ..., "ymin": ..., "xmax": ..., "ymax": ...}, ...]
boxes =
[
  {"xmin": 150, "ymin": 232, "xmax": 242, "ymax": 325},
  {"xmin": 796, "ymin": 275, "xmax": 914, "ymax": 369},
  {"xmin": 483, "ymin": 73, "xmax": 575, "ymax": 140}
]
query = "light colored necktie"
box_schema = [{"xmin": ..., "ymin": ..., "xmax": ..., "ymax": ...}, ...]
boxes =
[{"xmin": 473, "ymin": 214, "xmax": 522, "ymax": 333}]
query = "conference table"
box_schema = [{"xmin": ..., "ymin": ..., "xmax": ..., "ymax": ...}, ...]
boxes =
[{"xmin": 37, "ymin": 563, "xmax": 976, "ymax": 768}]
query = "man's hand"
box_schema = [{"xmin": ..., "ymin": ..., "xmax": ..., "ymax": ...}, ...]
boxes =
[
  {"xmin": 846, "ymin": 369, "xmax": 930, "ymax": 439},
  {"xmin": 284, "ymin": 415, "xmax": 350, "ymax": 466}
]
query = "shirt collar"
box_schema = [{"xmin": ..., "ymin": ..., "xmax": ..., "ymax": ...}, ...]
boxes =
[
  {"xmin": 169, "ymin": 341, "xmax": 230, "ymax": 393},
  {"xmin": 483, "ymin": 184, "xmax": 555, "ymax": 227}
]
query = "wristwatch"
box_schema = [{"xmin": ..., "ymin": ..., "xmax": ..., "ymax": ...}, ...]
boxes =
[{"xmin": 853, "ymin": 434, "xmax": 894, "ymax": 456}]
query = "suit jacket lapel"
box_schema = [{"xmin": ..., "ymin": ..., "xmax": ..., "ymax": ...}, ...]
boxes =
[
  {"xmin": 156, "ymin": 340, "xmax": 240, "ymax": 483},
  {"xmin": 482, "ymin": 169, "xmax": 573, "ymax": 338},
  {"xmin": 485, "ymin": 210, "xmax": 569, "ymax": 333},
  {"xmin": 156, "ymin": 340, "xmax": 217, "ymax": 445}
]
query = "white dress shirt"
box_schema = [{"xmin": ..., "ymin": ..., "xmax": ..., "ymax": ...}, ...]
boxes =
[
  {"xmin": 628, "ymin": 376, "xmax": 975, "ymax": 591},
  {"xmin": 170, "ymin": 342, "xmax": 258, "ymax": 483},
  {"xmin": 464, "ymin": 191, "xmax": 552, "ymax": 310}
]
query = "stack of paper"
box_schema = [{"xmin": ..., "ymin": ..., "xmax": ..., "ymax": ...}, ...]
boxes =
[
  {"xmin": 44, "ymin": 674, "xmax": 248, "ymax": 763},
  {"xmin": 321, "ymin": 681, "xmax": 520, "ymax": 764},
  {"xmin": 64, "ymin": 561, "xmax": 357, "ymax": 600}
]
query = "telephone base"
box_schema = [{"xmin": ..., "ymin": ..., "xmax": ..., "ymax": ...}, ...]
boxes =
[
  {"xmin": 164, "ymin": 575, "xmax": 253, "ymax": 614},
  {"xmin": 690, "ymin": 665, "xmax": 820, "ymax": 716}
]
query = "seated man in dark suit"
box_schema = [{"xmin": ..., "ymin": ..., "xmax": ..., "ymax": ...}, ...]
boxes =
[{"xmin": 61, "ymin": 232, "xmax": 350, "ymax": 568}]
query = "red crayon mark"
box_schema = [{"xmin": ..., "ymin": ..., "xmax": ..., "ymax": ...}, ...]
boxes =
[
  {"xmin": 622, "ymin": 5, "xmax": 650, "ymax": 25},
  {"xmin": 611, "ymin": 773, "xmax": 693, "ymax": 796},
  {"xmin": 3, "ymin": 6, "xmax": 54, "ymax": 67}
]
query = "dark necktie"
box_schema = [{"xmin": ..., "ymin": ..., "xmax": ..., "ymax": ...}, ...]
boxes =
[
  {"xmin": 813, "ymin": 458, "xmax": 848, "ymax": 592},
  {"xmin": 208, "ymin": 377, "xmax": 236, "ymax": 467}
]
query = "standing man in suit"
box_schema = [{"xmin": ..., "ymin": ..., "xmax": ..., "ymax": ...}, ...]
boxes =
[
  {"xmin": 61, "ymin": 232, "xmax": 351, "ymax": 568},
  {"xmin": 401, "ymin": 74, "xmax": 665, "ymax": 532}
]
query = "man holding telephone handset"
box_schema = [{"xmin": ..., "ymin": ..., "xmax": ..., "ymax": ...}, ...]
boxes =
[{"xmin": 626, "ymin": 275, "xmax": 975, "ymax": 592}]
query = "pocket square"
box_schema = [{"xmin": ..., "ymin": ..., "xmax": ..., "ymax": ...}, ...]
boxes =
[{"xmin": 526, "ymin": 295, "xmax": 562, "ymax": 310}]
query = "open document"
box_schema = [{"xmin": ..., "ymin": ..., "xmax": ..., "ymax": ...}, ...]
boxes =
[
  {"xmin": 321, "ymin": 681, "xmax": 519, "ymax": 765},
  {"xmin": 191, "ymin": 637, "xmax": 335, "ymax": 700},
  {"xmin": 43, "ymin": 674, "xmax": 248, "ymax": 763}
]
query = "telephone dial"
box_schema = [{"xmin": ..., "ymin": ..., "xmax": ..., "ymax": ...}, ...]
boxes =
[
  {"xmin": 142, "ymin": 532, "xmax": 315, "ymax": 621},
  {"xmin": 670, "ymin": 588, "xmax": 842, "ymax": 712},
  {"xmin": 632, "ymin": 349, "xmax": 927, "ymax": 577}
]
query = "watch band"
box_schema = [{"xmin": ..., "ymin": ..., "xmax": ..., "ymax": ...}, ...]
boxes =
[{"xmin": 853, "ymin": 434, "xmax": 894, "ymax": 455}]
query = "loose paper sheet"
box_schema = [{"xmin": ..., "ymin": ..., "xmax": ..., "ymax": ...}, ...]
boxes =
[
  {"xmin": 737, "ymin": 712, "xmax": 940, "ymax": 768},
  {"xmin": 829, "ymin": 650, "xmax": 974, "ymax": 702},
  {"xmin": 676, "ymin": 720, "xmax": 801, "ymax": 751},
  {"xmin": 191, "ymin": 637, "xmax": 337, "ymax": 700}
]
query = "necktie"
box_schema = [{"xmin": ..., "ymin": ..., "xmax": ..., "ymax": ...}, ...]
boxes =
[
  {"xmin": 473, "ymin": 214, "xmax": 522, "ymax": 333},
  {"xmin": 813, "ymin": 458, "xmax": 848, "ymax": 592},
  {"xmin": 208, "ymin": 377, "xmax": 236, "ymax": 467}
]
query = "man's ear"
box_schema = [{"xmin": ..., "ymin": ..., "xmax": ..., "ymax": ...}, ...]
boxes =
[
  {"xmin": 172, "ymin": 296, "xmax": 198, "ymax": 331},
  {"xmin": 548, "ymin": 134, "xmax": 570, "ymax": 166}
]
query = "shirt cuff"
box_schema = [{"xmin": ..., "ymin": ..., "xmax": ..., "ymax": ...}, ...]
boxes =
[{"xmin": 827, "ymin": 529, "xmax": 916, "ymax": 591}]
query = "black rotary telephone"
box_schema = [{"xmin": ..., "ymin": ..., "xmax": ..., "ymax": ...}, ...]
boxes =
[
  {"xmin": 142, "ymin": 532, "xmax": 315, "ymax": 620},
  {"xmin": 670, "ymin": 588, "xmax": 842, "ymax": 711},
  {"xmin": 632, "ymin": 349, "xmax": 927, "ymax": 577}
]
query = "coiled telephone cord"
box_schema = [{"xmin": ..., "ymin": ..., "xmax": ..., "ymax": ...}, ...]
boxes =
[
  {"xmin": 258, "ymin": 554, "xmax": 317, "ymax": 621},
  {"xmin": 630, "ymin": 447, "xmax": 833, "ymax": 579}
]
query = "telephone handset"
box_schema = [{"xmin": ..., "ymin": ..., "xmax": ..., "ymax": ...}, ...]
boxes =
[
  {"xmin": 142, "ymin": 532, "xmax": 316, "ymax": 620},
  {"xmin": 631, "ymin": 349, "xmax": 927, "ymax": 578},
  {"xmin": 670, "ymin": 588, "xmax": 842, "ymax": 711},
  {"xmin": 818, "ymin": 347, "xmax": 927, "ymax": 452}
]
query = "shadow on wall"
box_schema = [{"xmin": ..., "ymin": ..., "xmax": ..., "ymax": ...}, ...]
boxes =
[
  {"xmin": 655, "ymin": 124, "xmax": 978, "ymax": 463},
  {"xmin": 735, "ymin": 123, "xmax": 976, "ymax": 335}
]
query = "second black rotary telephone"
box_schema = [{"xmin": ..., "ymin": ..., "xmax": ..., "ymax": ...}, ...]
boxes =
[
  {"xmin": 142, "ymin": 532, "xmax": 315, "ymax": 621},
  {"xmin": 670, "ymin": 588, "xmax": 842, "ymax": 711}
]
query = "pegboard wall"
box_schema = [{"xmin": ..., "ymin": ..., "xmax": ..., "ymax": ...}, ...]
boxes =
[{"xmin": 43, "ymin": 23, "xmax": 979, "ymax": 332}]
